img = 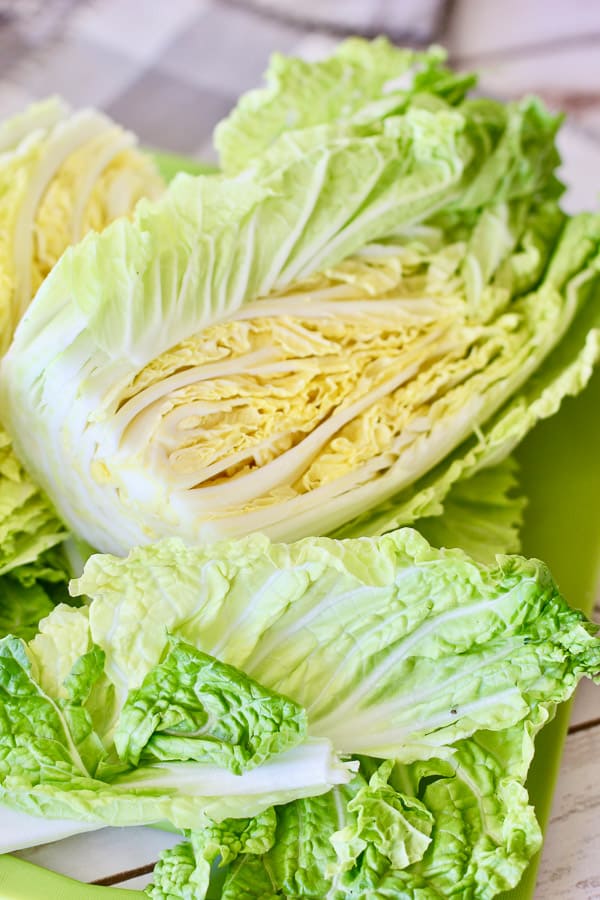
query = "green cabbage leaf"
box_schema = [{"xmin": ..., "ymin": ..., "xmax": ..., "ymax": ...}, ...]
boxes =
[
  {"xmin": 62, "ymin": 531, "xmax": 599, "ymax": 761},
  {"xmin": 151, "ymin": 724, "xmax": 541, "ymax": 900},
  {"xmin": 417, "ymin": 455, "xmax": 525, "ymax": 563},
  {"xmin": 0, "ymin": 631, "xmax": 349, "ymax": 833},
  {"xmin": 214, "ymin": 39, "xmax": 477, "ymax": 174}
]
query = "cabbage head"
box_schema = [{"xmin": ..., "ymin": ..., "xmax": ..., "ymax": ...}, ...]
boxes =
[
  {"xmin": 2, "ymin": 71, "xmax": 599, "ymax": 554},
  {"xmin": 0, "ymin": 96, "xmax": 164, "ymax": 352}
]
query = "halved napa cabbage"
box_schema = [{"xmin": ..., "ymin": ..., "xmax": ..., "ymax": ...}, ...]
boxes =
[
  {"xmin": 0, "ymin": 98, "xmax": 164, "ymax": 634},
  {"xmin": 0, "ymin": 96, "xmax": 164, "ymax": 352},
  {"xmin": 3, "ymin": 91, "xmax": 598, "ymax": 555}
]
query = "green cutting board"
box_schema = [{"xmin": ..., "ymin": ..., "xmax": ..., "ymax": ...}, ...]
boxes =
[
  {"xmin": 503, "ymin": 362, "xmax": 600, "ymax": 900},
  {"xmin": 1, "ymin": 153, "xmax": 598, "ymax": 900}
]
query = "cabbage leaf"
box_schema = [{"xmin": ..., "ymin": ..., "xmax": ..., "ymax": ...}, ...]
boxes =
[
  {"xmin": 114, "ymin": 635, "xmax": 307, "ymax": 773},
  {"xmin": 215, "ymin": 39, "xmax": 477, "ymax": 174},
  {"xmin": 0, "ymin": 422, "xmax": 72, "ymax": 639},
  {"xmin": 62, "ymin": 531, "xmax": 599, "ymax": 763},
  {"xmin": 2, "ymin": 529, "xmax": 598, "ymax": 897},
  {"xmin": 0, "ymin": 97, "xmax": 165, "ymax": 637},
  {"xmin": 0, "ymin": 632, "xmax": 349, "ymax": 832},
  {"xmin": 417, "ymin": 455, "xmax": 525, "ymax": 563},
  {"xmin": 157, "ymin": 725, "xmax": 540, "ymax": 900}
]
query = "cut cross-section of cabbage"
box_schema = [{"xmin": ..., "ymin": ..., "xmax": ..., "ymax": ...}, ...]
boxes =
[
  {"xmin": 0, "ymin": 97, "xmax": 164, "ymax": 639},
  {"xmin": 3, "ymin": 96, "xmax": 598, "ymax": 554},
  {"xmin": 0, "ymin": 96, "xmax": 164, "ymax": 352}
]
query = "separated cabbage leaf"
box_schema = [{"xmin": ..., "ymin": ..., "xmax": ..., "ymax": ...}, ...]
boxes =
[
  {"xmin": 3, "ymin": 528, "xmax": 598, "ymax": 894},
  {"xmin": 114, "ymin": 635, "xmax": 307, "ymax": 773},
  {"xmin": 1, "ymin": 95, "xmax": 571, "ymax": 554},
  {"xmin": 148, "ymin": 726, "xmax": 542, "ymax": 900},
  {"xmin": 0, "ymin": 632, "xmax": 349, "ymax": 833},
  {"xmin": 54, "ymin": 529, "xmax": 600, "ymax": 763}
]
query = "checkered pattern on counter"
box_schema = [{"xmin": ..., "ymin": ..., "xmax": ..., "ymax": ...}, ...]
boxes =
[{"xmin": 0, "ymin": 0, "xmax": 444, "ymax": 159}]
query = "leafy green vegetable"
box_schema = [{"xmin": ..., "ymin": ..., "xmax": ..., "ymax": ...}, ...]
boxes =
[
  {"xmin": 390, "ymin": 726, "xmax": 541, "ymax": 897},
  {"xmin": 0, "ymin": 426, "xmax": 66, "ymax": 579},
  {"xmin": 0, "ymin": 52, "xmax": 598, "ymax": 900},
  {"xmin": 0, "ymin": 96, "xmax": 165, "ymax": 636},
  {"xmin": 0, "ymin": 578, "xmax": 55, "ymax": 641},
  {"xmin": 1, "ymin": 81, "xmax": 574, "ymax": 555},
  {"xmin": 150, "ymin": 810, "xmax": 277, "ymax": 900},
  {"xmin": 0, "ymin": 423, "xmax": 74, "ymax": 640},
  {"xmin": 149, "ymin": 842, "xmax": 199, "ymax": 900},
  {"xmin": 215, "ymin": 39, "xmax": 477, "ymax": 174},
  {"xmin": 0, "ymin": 94, "xmax": 161, "ymax": 636},
  {"xmin": 62, "ymin": 530, "xmax": 600, "ymax": 765},
  {"xmin": 330, "ymin": 759, "xmax": 434, "ymax": 872},
  {"xmin": 0, "ymin": 97, "xmax": 163, "ymax": 638},
  {"xmin": 1, "ymin": 528, "xmax": 598, "ymax": 897},
  {"xmin": 415, "ymin": 456, "xmax": 526, "ymax": 563},
  {"xmin": 115, "ymin": 635, "xmax": 307, "ymax": 773},
  {"xmin": 0, "ymin": 631, "xmax": 350, "ymax": 832},
  {"xmin": 0, "ymin": 635, "xmax": 105, "ymax": 786},
  {"xmin": 8, "ymin": 543, "xmax": 71, "ymax": 590},
  {"xmin": 333, "ymin": 213, "xmax": 600, "ymax": 539},
  {"xmin": 153, "ymin": 727, "xmax": 540, "ymax": 899}
]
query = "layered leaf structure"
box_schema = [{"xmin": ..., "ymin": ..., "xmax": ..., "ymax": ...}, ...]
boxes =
[
  {"xmin": 0, "ymin": 96, "xmax": 164, "ymax": 352},
  {"xmin": 0, "ymin": 424, "xmax": 72, "ymax": 640},
  {"xmin": 0, "ymin": 97, "xmax": 165, "ymax": 635},
  {"xmin": 214, "ymin": 40, "xmax": 478, "ymax": 174},
  {"xmin": 5, "ymin": 68, "xmax": 598, "ymax": 554},
  {"xmin": 61, "ymin": 531, "xmax": 600, "ymax": 760}
]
